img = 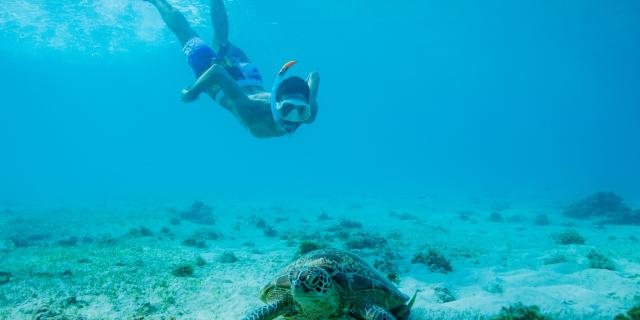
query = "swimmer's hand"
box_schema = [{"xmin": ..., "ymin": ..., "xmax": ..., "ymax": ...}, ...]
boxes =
[{"xmin": 181, "ymin": 86, "xmax": 199, "ymax": 103}]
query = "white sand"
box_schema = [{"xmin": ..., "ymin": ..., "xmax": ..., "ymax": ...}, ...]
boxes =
[{"xmin": 0, "ymin": 194, "xmax": 638, "ymax": 319}]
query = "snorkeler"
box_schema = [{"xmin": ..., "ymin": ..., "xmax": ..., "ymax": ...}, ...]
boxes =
[{"xmin": 144, "ymin": 0, "xmax": 319, "ymax": 138}]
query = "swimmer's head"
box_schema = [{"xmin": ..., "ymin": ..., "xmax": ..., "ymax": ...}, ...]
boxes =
[
  {"xmin": 275, "ymin": 76, "xmax": 312, "ymax": 123},
  {"xmin": 276, "ymin": 76, "xmax": 310, "ymax": 103}
]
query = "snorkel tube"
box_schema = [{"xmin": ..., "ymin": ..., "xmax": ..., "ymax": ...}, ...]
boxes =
[{"xmin": 272, "ymin": 60, "xmax": 298, "ymax": 96}]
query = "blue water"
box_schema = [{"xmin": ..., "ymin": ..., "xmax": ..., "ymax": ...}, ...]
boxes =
[
  {"xmin": 3, "ymin": 2, "xmax": 640, "ymax": 319},
  {"xmin": 1, "ymin": 0, "xmax": 639, "ymax": 203}
]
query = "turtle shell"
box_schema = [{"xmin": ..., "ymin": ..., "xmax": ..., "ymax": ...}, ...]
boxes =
[{"xmin": 259, "ymin": 248, "xmax": 409, "ymax": 311}]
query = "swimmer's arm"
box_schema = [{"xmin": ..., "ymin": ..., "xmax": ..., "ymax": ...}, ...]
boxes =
[
  {"xmin": 303, "ymin": 72, "xmax": 320, "ymax": 123},
  {"xmin": 181, "ymin": 64, "xmax": 248, "ymax": 103}
]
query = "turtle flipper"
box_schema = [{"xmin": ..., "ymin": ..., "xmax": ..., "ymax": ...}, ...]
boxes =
[
  {"xmin": 241, "ymin": 301, "xmax": 290, "ymax": 320},
  {"xmin": 361, "ymin": 305, "xmax": 397, "ymax": 320},
  {"xmin": 392, "ymin": 289, "xmax": 420, "ymax": 320}
]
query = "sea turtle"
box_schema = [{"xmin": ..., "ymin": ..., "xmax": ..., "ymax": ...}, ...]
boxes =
[{"xmin": 242, "ymin": 248, "xmax": 417, "ymax": 320}]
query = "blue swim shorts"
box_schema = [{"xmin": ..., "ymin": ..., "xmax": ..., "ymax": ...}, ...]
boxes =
[{"xmin": 183, "ymin": 37, "xmax": 263, "ymax": 89}]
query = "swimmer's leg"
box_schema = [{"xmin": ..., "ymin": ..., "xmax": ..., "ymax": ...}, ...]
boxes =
[
  {"xmin": 210, "ymin": 0, "xmax": 229, "ymax": 50},
  {"xmin": 145, "ymin": 0, "xmax": 198, "ymax": 46}
]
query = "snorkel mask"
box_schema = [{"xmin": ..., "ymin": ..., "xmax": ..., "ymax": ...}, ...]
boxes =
[
  {"xmin": 271, "ymin": 61, "xmax": 312, "ymax": 123},
  {"xmin": 277, "ymin": 98, "xmax": 311, "ymax": 122}
]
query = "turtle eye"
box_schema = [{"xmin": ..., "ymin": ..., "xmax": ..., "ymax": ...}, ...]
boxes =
[
  {"xmin": 290, "ymin": 271, "xmax": 304, "ymax": 286},
  {"xmin": 306, "ymin": 274, "xmax": 318, "ymax": 286}
]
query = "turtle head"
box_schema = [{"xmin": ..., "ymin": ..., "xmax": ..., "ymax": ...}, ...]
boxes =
[{"xmin": 289, "ymin": 267, "xmax": 338, "ymax": 316}]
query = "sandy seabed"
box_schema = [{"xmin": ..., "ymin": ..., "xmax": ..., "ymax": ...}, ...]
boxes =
[{"xmin": 0, "ymin": 194, "xmax": 638, "ymax": 319}]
